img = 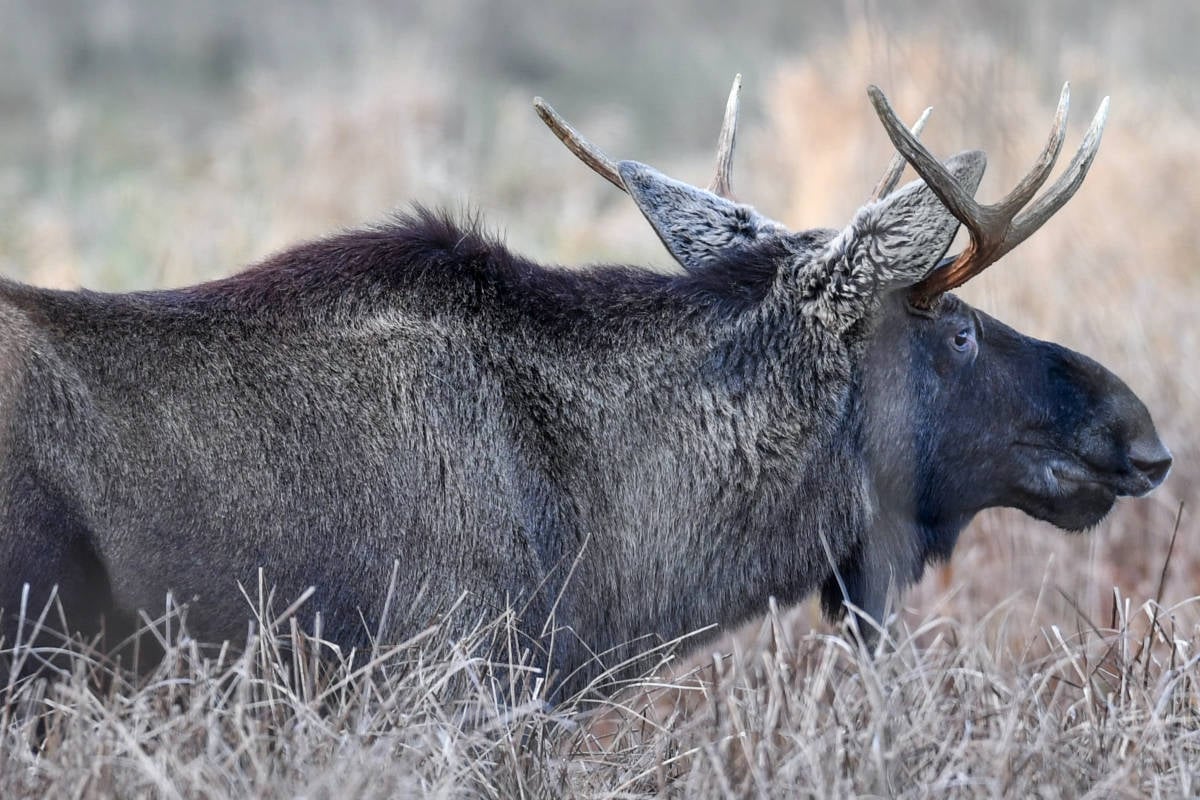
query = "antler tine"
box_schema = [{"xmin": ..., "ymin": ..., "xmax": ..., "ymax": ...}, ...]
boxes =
[
  {"xmin": 870, "ymin": 106, "xmax": 932, "ymax": 201},
  {"xmin": 993, "ymin": 83, "xmax": 1070, "ymax": 218},
  {"xmin": 709, "ymin": 73, "xmax": 742, "ymax": 199},
  {"xmin": 533, "ymin": 97, "xmax": 626, "ymax": 192},
  {"xmin": 537, "ymin": 77, "xmax": 750, "ymax": 200},
  {"xmin": 867, "ymin": 86, "xmax": 985, "ymax": 227},
  {"xmin": 1004, "ymin": 96, "xmax": 1109, "ymax": 251}
]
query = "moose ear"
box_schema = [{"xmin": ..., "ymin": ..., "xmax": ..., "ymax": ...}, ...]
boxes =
[
  {"xmin": 850, "ymin": 150, "xmax": 987, "ymax": 291},
  {"xmin": 617, "ymin": 160, "xmax": 785, "ymax": 273},
  {"xmin": 800, "ymin": 150, "xmax": 986, "ymax": 328}
]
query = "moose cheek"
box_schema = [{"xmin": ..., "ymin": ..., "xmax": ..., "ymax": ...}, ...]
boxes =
[{"xmin": 931, "ymin": 352, "xmax": 970, "ymax": 379}]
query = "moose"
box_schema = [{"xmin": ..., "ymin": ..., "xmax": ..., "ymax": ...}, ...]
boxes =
[{"xmin": 0, "ymin": 78, "xmax": 1170, "ymax": 695}]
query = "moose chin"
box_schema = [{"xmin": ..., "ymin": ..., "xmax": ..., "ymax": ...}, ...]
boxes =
[{"xmin": 0, "ymin": 77, "xmax": 1169, "ymax": 695}]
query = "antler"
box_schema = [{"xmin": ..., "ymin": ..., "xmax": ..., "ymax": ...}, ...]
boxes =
[
  {"xmin": 709, "ymin": 74, "xmax": 742, "ymax": 198},
  {"xmin": 533, "ymin": 74, "xmax": 746, "ymax": 199},
  {"xmin": 533, "ymin": 96, "xmax": 625, "ymax": 192},
  {"xmin": 869, "ymin": 106, "xmax": 932, "ymax": 201},
  {"xmin": 867, "ymin": 83, "xmax": 1109, "ymax": 309}
]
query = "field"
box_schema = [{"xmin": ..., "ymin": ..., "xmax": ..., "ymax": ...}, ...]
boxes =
[{"xmin": 2, "ymin": 3, "xmax": 1199, "ymax": 796}]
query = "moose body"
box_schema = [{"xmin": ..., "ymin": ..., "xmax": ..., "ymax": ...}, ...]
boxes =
[
  {"xmin": 0, "ymin": 216, "xmax": 869, "ymax": 679},
  {"xmin": 0, "ymin": 82, "xmax": 1170, "ymax": 694}
]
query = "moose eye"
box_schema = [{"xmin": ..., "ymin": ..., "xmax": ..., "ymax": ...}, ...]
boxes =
[{"xmin": 952, "ymin": 327, "xmax": 975, "ymax": 353}]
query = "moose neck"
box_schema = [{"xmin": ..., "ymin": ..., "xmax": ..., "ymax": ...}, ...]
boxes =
[
  {"xmin": 826, "ymin": 293, "xmax": 981, "ymax": 623},
  {"xmin": 535, "ymin": 279, "xmax": 871, "ymax": 676}
]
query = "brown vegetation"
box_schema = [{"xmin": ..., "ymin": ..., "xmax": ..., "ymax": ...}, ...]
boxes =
[{"xmin": 2, "ymin": 15, "xmax": 1197, "ymax": 798}]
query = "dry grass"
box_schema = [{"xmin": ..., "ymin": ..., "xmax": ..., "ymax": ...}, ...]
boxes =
[
  {"xmin": 6, "ymin": 579, "xmax": 1200, "ymax": 797},
  {"xmin": 2, "ymin": 18, "xmax": 1199, "ymax": 799}
]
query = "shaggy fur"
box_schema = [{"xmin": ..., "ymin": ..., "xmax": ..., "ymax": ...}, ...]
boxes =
[{"xmin": 0, "ymin": 153, "xmax": 1168, "ymax": 696}]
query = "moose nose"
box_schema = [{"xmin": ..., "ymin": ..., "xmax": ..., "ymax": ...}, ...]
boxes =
[{"xmin": 1129, "ymin": 437, "xmax": 1172, "ymax": 488}]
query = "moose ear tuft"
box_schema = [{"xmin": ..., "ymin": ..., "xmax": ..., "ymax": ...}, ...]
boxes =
[
  {"xmin": 801, "ymin": 151, "xmax": 987, "ymax": 329},
  {"xmin": 875, "ymin": 150, "xmax": 986, "ymax": 277},
  {"xmin": 847, "ymin": 150, "xmax": 987, "ymax": 291},
  {"xmin": 617, "ymin": 160, "xmax": 785, "ymax": 273}
]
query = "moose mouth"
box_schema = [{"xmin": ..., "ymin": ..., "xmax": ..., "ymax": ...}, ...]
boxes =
[
  {"xmin": 1016, "ymin": 442, "xmax": 1158, "ymax": 498},
  {"xmin": 1047, "ymin": 461, "xmax": 1136, "ymax": 497},
  {"xmin": 1010, "ymin": 442, "xmax": 1161, "ymax": 531}
]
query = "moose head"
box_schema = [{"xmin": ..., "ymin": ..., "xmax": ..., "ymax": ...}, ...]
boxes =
[{"xmin": 534, "ymin": 77, "xmax": 1170, "ymax": 625}]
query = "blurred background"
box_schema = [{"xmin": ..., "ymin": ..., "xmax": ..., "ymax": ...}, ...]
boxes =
[{"xmin": 1, "ymin": 0, "xmax": 1196, "ymax": 638}]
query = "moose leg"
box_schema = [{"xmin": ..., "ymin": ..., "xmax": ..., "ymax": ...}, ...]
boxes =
[
  {"xmin": 820, "ymin": 554, "xmax": 889, "ymax": 643},
  {"xmin": 0, "ymin": 471, "xmax": 115, "ymax": 672},
  {"xmin": 820, "ymin": 529, "xmax": 920, "ymax": 646}
]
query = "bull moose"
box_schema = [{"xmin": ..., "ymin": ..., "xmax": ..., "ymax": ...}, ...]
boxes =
[{"xmin": 0, "ymin": 78, "xmax": 1170, "ymax": 694}]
